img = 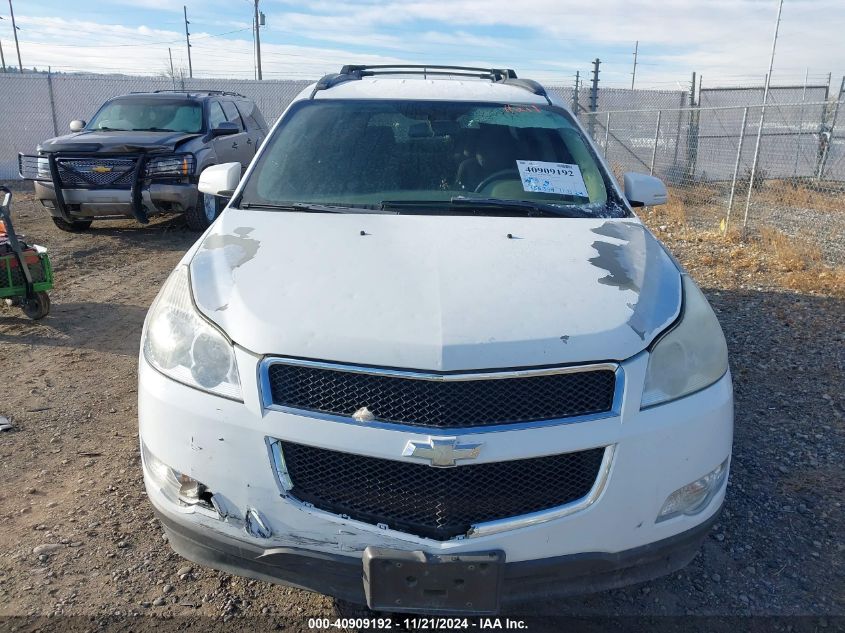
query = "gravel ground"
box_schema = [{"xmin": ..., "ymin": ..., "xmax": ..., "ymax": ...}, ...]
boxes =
[{"xmin": 0, "ymin": 182, "xmax": 842, "ymax": 631}]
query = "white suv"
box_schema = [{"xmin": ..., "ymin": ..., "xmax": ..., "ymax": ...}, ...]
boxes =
[{"xmin": 138, "ymin": 65, "xmax": 733, "ymax": 615}]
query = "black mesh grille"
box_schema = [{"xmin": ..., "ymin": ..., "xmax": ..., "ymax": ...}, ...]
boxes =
[
  {"xmin": 56, "ymin": 158, "xmax": 137, "ymax": 188},
  {"xmin": 267, "ymin": 363, "xmax": 615, "ymax": 429},
  {"xmin": 280, "ymin": 442, "xmax": 606, "ymax": 540}
]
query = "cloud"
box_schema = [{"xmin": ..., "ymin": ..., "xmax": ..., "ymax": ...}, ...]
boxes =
[{"xmin": 10, "ymin": 1, "xmax": 845, "ymax": 89}]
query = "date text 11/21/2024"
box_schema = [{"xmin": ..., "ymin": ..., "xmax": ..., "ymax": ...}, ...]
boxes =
[{"xmin": 307, "ymin": 617, "xmax": 529, "ymax": 629}]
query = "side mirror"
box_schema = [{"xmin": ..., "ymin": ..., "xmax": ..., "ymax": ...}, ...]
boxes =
[
  {"xmin": 69, "ymin": 120, "xmax": 86, "ymax": 133},
  {"xmin": 211, "ymin": 121, "xmax": 239, "ymax": 137},
  {"xmin": 623, "ymin": 172, "xmax": 668, "ymax": 207},
  {"xmin": 198, "ymin": 163, "xmax": 241, "ymax": 198}
]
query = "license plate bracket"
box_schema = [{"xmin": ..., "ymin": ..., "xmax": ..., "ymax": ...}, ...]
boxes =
[{"xmin": 362, "ymin": 547, "xmax": 504, "ymax": 615}]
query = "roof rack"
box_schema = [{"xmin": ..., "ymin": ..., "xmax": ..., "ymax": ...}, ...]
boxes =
[
  {"xmin": 136, "ymin": 89, "xmax": 247, "ymax": 98},
  {"xmin": 311, "ymin": 64, "xmax": 549, "ymax": 101}
]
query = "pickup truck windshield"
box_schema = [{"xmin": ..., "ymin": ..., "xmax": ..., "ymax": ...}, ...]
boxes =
[
  {"xmin": 238, "ymin": 100, "xmax": 628, "ymax": 218},
  {"xmin": 87, "ymin": 98, "xmax": 203, "ymax": 133}
]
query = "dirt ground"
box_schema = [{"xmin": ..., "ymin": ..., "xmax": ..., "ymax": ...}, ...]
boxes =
[{"xmin": 0, "ymin": 182, "xmax": 842, "ymax": 631}]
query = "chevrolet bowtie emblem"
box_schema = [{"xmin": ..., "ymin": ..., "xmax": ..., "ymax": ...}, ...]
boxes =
[
  {"xmin": 91, "ymin": 165, "xmax": 113, "ymax": 173},
  {"xmin": 402, "ymin": 437, "xmax": 482, "ymax": 467}
]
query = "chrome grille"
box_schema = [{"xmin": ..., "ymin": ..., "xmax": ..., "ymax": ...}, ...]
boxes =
[{"xmin": 265, "ymin": 361, "xmax": 617, "ymax": 429}]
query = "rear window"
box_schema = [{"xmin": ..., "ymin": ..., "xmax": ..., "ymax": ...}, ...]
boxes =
[
  {"xmin": 238, "ymin": 99, "xmax": 626, "ymax": 218},
  {"xmin": 88, "ymin": 98, "xmax": 203, "ymax": 133}
]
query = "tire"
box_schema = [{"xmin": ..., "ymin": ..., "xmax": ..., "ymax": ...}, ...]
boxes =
[
  {"xmin": 185, "ymin": 190, "xmax": 222, "ymax": 231},
  {"xmin": 22, "ymin": 291, "xmax": 50, "ymax": 320},
  {"xmin": 51, "ymin": 216, "xmax": 93, "ymax": 232}
]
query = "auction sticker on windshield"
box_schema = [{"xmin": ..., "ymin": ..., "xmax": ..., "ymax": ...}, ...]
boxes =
[{"xmin": 516, "ymin": 160, "xmax": 589, "ymax": 197}]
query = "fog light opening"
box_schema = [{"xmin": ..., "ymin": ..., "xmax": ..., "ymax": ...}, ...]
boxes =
[
  {"xmin": 656, "ymin": 459, "xmax": 728, "ymax": 523},
  {"xmin": 178, "ymin": 474, "xmax": 214, "ymax": 508},
  {"xmin": 142, "ymin": 442, "xmax": 217, "ymax": 511}
]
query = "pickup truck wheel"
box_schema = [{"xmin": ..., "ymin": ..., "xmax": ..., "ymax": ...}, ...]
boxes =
[
  {"xmin": 185, "ymin": 191, "xmax": 221, "ymax": 231},
  {"xmin": 51, "ymin": 217, "xmax": 93, "ymax": 232}
]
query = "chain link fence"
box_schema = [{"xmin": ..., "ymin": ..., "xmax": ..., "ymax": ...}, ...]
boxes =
[
  {"xmin": 580, "ymin": 95, "xmax": 845, "ymax": 266},
  {"xmin": 1, "ymin": 72, "xmax": 843, "ymax": 265}
]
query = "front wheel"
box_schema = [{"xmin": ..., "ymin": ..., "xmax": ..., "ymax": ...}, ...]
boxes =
[
  {"xmin": 185, "ymin": 191, "xmax": 222, "ymax": 231},
  {"xmin": 51, "ymin": 217, "xmax": 93, "ymax": 232},
  {"xmin": 22, "ymin": 291, "xmax": 50, "ymax": 320}
]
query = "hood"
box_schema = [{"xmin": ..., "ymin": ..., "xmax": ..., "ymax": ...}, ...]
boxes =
[
  {"xmin": 189, "ymin": 211, "xmax": 682, "ymax": 371},
  {"xmin": 38, "ymin": 130, "xmax": 201, "ymax": 154}
]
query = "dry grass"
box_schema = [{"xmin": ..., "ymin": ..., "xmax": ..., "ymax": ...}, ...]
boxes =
[
  {"xmin": 754, "ymin": 180, "xmax": 845, "ymax": 214},
  {"xmin": 641, "ymin": 199, "xmax": 845, "ymax": 297},
  {"xmin": 758, "ymin": 226, "xmax": 824, "ymax": 271}
]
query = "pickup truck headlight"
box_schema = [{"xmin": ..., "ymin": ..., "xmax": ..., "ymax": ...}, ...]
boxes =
[
  {"xmin": 37, "ymin": 157, "xmax": 51, "ymax": 179},
  {"xmin": 641, "ymin": 275, "xmax": 728, "ymax": 408},
  {"xmin": 145, "ymin": 154, "xmax": 195, "ymax": 178},
  {"xmin": 142, "ymin": 266, "xmax": 241, "ymax": 400}
]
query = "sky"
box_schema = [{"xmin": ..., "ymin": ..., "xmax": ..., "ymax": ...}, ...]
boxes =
[{"xmin": 3, "ymin": 0, "xmax": 844, "ymax": 91}]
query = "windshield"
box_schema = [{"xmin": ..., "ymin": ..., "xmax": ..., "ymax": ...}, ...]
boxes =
[
  {"xmin": 87, "ymin": 98, "xmax": 203, "ymax": 133},
  {"xmin": 238, "ymin": 99, "xmax": 627, "ymax": 217}
]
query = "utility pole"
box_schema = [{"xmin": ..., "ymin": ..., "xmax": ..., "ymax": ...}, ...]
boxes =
[
  {"xmin": 8, "ymin": 0, "xmax": 22, "ymax": 73},
  {"xmin": 183, "ymin": 5, "xmax": 193, "ymax": 79},
  {"xmin": 742, "ymin": 0, "xmax": 784, "ymax": 231},
  {"xmin": 573, "ymin": 70, "xmax": 580, "ymax": 114},
  {"xmin": 168, "ymin": 47, "xmax": 177, "ymax": 89},
  {"xmin": 254, "ymin": 0, "xmax": 263, "ymax": 80},
  {"xmin": 690, "ymin": 71, "xmax": 696, "ymax": 106},
  {"xmin": 0, "ymin": 17, "xmax": 6, "ymax": 73},
  {"xmin": 631, "ymin": 40, "xmax": 638, "ymax": 90},
  {"xmin": 588, "ymin": 58, "xmax": 600, "ymax": 139},
  {"xmin": 589, "ymin": 58, "xmax": 600, "ymax": 112}
]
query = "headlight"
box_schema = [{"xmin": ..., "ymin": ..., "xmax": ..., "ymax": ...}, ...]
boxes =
[
  {"xmin": 641, "ymin": 275, "xmax": 728, "ymax": 407},
  {"xmin": 37, "ymin": 157, "xmax": 50, "ymax": 179},
  {"xmin": 142, "ymin": 265, "xmax": 241, "ymax": 399},
  {"xmin": 145, "ymin": 153, "xmax": 195, "ymax": 178}
]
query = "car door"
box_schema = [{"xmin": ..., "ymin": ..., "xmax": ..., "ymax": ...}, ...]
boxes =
[
  {"xmin": 208, "ymin": 100, "xmax": 245, "ymax": 167},
  {"xmin": 220, "ymin": 100, "xmax": 252, "ymax": 169},
  {"xmin": 235, "ymin": 99, "xmax": 268, "ymax": 155}
]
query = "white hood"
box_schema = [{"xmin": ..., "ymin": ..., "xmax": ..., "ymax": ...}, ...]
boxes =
[{"xmin": 190, "ymin": 210, "xmax": 681, "ymax": 371}]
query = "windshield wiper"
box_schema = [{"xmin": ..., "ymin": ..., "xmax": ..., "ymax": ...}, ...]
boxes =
[
  {"xmin": 238, "ymin": 202, "xmax": 383, "ymax": 214},
  {"xmin": 451, "ymin": 197, "xmax": 594, "ymax": 218},
  {"xmin": 379, "ymin": 197, "xmax": 593, "ymax": 218},
  {"xmin": 131, "ymin": 127, "xmax": 179, "ymax": 132}
]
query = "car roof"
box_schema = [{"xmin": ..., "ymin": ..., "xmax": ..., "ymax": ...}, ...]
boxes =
[
  {"xmin": 117, "ymin": 91, "xmax": 246, "ymax": 101},
  {"xmin": 290, "ymin": 64, "xmax": 566, "ymax": 110},
  {"xmin": 308, "ymin": 77, "xmax": 551, "ymax": 105}
]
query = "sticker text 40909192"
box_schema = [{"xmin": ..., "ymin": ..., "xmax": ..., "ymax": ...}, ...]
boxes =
[{"xmin": 515, "ymin": 160, "xmax": 589, "ymax": 198}]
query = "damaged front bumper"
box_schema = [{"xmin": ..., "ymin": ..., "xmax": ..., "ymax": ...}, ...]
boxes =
[
  {"xmin": 21, "ymin": 152, "xmax": 197, "ymax": 224},
  {"xmin": 34, "ymin": 180, "xmax": 199, "ymax": 223},
  {"xmin": 138, "ymin": 347, "xmax": 732, "ymax": 612},
  {"xmin": 152, "ymin": 498, "xmax": 721, "ymax": 609}
]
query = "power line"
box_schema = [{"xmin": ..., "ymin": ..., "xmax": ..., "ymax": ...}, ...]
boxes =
[{"xmin": 17, "ymin": 27, "xmax": 251, "ymax": 49}]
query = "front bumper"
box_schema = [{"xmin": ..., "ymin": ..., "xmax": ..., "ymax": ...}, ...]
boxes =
[
  {"xmin": 155, "ymin": 501, "xmax": 721, "ymax": 608},
  {"xmin": 139, "ymin": 348, "xmax": 733, "ymax": 609},
  {"xmin": 34, "ymin": 180, "xmax": 198, "ymax": 221}
]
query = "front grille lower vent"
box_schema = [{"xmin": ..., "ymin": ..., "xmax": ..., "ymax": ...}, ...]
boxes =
[{"xmin": 279, "ymin": 441, "xmax": 607, "ymax": 540}]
